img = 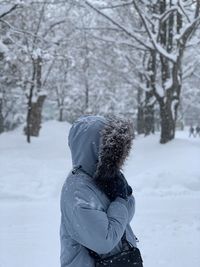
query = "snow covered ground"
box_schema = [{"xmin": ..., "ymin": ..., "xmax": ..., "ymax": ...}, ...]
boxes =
[{"xmin": 0, "ymin": 121, "xmax": 199, "ymax": 267}]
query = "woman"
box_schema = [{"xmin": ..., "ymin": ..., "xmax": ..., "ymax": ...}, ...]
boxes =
[{"xmin": 60, "ymin": 115, "xmax": 138, "ymax": 267}]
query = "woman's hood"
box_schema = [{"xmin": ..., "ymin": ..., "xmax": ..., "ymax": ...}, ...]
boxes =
[{"xmin": 68, "ymin": 115, "xmax": 134, "ymax": 177}]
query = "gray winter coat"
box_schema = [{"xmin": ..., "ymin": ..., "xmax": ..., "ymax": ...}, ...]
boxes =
[{"xmin": 60, "ymin": 115, "xmax": 137, "ymax": 267}]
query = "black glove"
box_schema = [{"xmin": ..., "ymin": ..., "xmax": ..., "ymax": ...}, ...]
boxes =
[
  {"xmin": 110, "ymin": 171, "xmax": 132, "ymax": 200},
  {"xmin": 97, "ymin": 171, "xmax": 132, "ymax": 201}
]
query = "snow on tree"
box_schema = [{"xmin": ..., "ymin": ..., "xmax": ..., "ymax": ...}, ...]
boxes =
[
  {"xmin": 0, "ymin": 0, "xmax": 199, "ymax": 144},
  {"xmin": 84, "ymin": 0, "xmax": 200, "ymax": 143}
]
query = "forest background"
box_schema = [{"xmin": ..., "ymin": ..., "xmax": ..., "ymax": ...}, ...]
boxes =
[{"xmin": 0, "ymin": 0, "xmax": 200, "ymax": 143}]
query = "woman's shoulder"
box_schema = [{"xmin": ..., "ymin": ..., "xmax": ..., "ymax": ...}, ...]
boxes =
[
  {"xmin": 61, "ymin": 171, "xmax": 107, "ymax": 212},
  {"xmin": 62, "ymin": 171, "xmax": 98, "ymax": 199}
]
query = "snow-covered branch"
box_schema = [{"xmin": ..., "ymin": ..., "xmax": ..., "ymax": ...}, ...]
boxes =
[
  {"xmin": 153, "ymin": 6, "xmax": 181, "ymax": 24},
  {"xmin": 84, "ymin": 0, "xmax": 152, "ymax": 50},
  {"xmin": 0, "ymin": 18, "xmax": 60, "ymax": 46},
  {"xmin": 132, "ymin": 2, "xmax": 177, "ymax": 63},
  {"xmin": 42, "ymin": 20, "xmax": 66, "ymax": 38},
  {"xmin": 178, "ymin": 16, "xmax": 200, "ymax": 45},
  {"xmin": 177, "ymin": 0, "xmax": 191, "ymax": 23}
]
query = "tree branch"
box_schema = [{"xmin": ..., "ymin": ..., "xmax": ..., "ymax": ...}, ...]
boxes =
[
  {"xmin": 86, "ymin": 32, "xmax": 148, "ymax": 52},
  {"xmin": 0, "ymin": 18, "xmax": 60, "ymax": 46},
  {"xmin": 84, "ymin": 0, "xmax": 152, "ymax": 50},
  {"xmin": 177, "ymin": 0, "xmax": 191, "ymax": 23},
  {"xmin": 0, "ymin": 4, "xmax": 18, "ymax": 19},
  {"xmin": 153, "ymin": 6, "xmax": 181, "ymax": 23},
  {"xmin": 178, "ymin": 16, "xmax": 200, "ymax": 45},
  {"xmin": 43, "ymin": 20, "xmax": 66, "ymax": 37},
  {"xmin": 98, "ymin": 1, "xmax": 134, "ymax": 10},
  {"xmin": 195, "ymin": 0, "xmax": 200, "ymax": 18}
]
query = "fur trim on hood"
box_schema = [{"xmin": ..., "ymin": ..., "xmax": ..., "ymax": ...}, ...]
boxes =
[{"xmin": 94, "ymin": 115, "xmax": 134, "ymax": 180}]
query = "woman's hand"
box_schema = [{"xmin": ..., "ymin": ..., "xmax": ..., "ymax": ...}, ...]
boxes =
[
  {"xmin": 101, "ymin": 171, "xmax": 132, "ymax": 201},
  {"xmin": 110, "ymin": 171, "xmax": 132, "ymax": 200}
]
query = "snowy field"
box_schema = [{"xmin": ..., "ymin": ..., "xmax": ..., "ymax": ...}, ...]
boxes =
[{"xmin": 0, "ymin": 121, "xmax": 200, "ymax": 267}]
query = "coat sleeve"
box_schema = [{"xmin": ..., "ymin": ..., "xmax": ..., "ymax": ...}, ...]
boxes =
[
  {"xmin": 126, "ymin": 195, "xmax": 135, "ymax": 223},
  {"xmin": 68, "ymin": 183, "xmax": 129, "ymax": 254}
]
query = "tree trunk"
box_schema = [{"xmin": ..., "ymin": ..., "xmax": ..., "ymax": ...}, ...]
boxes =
[
  {"xmin": 144, "ymin": 51, "xmax": 156, "ymax": 136},
  {"xmin": 28, "ymin": 95, "xmax": 46, "ymax": 136},
  {"xmin": 158, "ymin": 0, "xmax": 176, "ymax": 144},
  {"xmin": 32, "ymin": 56, "xmax": 45, "ymax": 136},
  {"xmin": 0, "ymin": 98, "xmax": 4, "ymax": 134},
  {"xmin": 85, "ymin": 79, "xmax": 89, "ymax": 111},
  {"xmin": 137, "ymin": 84, "xmax": 145, "ymax": 134},
  {"xmin": 25, "ymin": 87, "xmax": 33, "ymax": 143},
  {"xmin": 59, "ymin": 107, "xmax": 64, "ymax": 122},
  {"xmin": 24, "ymin": 57, "xmax": 46, "ymax": 141},
  {"xmin": 144, "ymin": 105, "xmax": 155, "ymax": 136},
  {"xmin": 24, "ymin": 60, "xmax": 36, "ymax": 143},
  {"xmin": 137, "ymin": 106, "xmax": 145, "ymax": 134},
  {"xmin": 160, "ymin": 100, "xmax": 175, "ymax": 144},
  {"xmin": 82, "ymin": 28, "xmax": 90, "ymax": 112}
]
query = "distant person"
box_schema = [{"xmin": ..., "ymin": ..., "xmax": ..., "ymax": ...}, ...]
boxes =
[
  {"xmin": 189, "ymin": 126, "xmax": 195, "ymax": 137},
  {"xmin": 196, "ymin": 125, "xmax": 200, "ymax": 137}
]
